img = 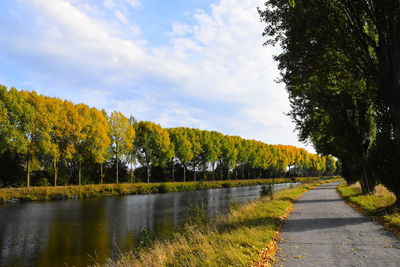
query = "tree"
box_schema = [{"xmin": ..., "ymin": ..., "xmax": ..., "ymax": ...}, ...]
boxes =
[
  {"xmin": 259, "ymin": 0, "xmax": 379, "ymax": 194},
  {"xmin": 16, "ymin": 91, "xmax": 48, "ymax": 187},
  {"xmin": 41, "ymin": 96, "xmax": 63, "ymax": 186},
  {"xmin": 325, "ymin": 156, "xmax": 337, "ymax": 176},
  {"xmin": 219, "ymin": 135, "xmax": 238, "ymax": 180},
  {"xmin": 0, "ymin": 88, "xmax": 33, "ymax": 185},
  {"xmin": 108, "ymin": 111, "xmax": 134, "ymax": 184},
  {"xmin": 236, "ymin": 139, "xmax": 250, "ymax": 179},
  {"xmin": 134, "ymin": 121, "xmax": 174, "ymax": 183},
  {"xmin": 0, "ymin": 86, "xmax": 9, "ymax": 154},
  {"xmin": 0, "ymin": 85, "xmax": 331, "ymax": 188},
  {"xmin": 209, "ymin": 131, "xmax": 222, "ymax": 180},
  {"xmin": 89, "ymin": 108, "xmax": 111, "ymax": 184},
  {"xmin": 168, "ymin": 128, "xmax": 193, "ymax": 182},
  {"xmin": 186, "ymin": 128, "xmax": 202, "ymax": 181},
  {"xmin": 127, "ymin": 116, "xmax": 138, "ymax": 183}
]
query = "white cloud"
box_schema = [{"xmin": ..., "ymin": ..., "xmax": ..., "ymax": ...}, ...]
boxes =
[
  {"xmin": 103, "ymin": 0, "xmax": 116, "ymax": 9},
  {"xmin": 2, "ymin": 0, "xmax": 313, "ymax": 151},
  {"xmin": 167, "ymin": 22, "xmax": 196, "ymax": 37},
  {"xmin": 123, "ymin": 0, "xmax": 140, "ymax": 9}
]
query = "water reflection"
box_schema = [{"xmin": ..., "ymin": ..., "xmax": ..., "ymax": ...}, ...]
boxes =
[{"xmin": 0, "ymin": 183, "xmax": 297, "ymax": 266}]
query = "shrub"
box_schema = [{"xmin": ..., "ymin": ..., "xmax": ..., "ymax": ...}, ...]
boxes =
[
  {"xmin": 260, "ymin": 184, "xmax": 274, "ymax": 200},
  {"xmin": 37, "ymin": 178, "xmax": 51, "ymax": 187},
  {"xmin": 158, "ymin": 183, "xmax": 169, "ymax": 193},
  {"xmin": 221, "ymin": 182, "xmax": 232, "ymax": 188}
]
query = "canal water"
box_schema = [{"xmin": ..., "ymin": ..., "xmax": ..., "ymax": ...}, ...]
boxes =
[{"xmin": 0, "ymin": 182, "xmax": 298, "ymax": 266}]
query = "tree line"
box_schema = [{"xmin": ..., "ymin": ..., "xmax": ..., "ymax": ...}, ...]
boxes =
[
  {"xmin": 0, "ymin": 85, "xmax": 335, "ymax": 187},
  {"xmin": 259, "ymin": 0, "xmax": 400, "ymax": 206}
]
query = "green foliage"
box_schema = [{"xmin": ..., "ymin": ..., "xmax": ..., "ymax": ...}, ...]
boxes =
[
  {"xmin": 258, "ymin": 0, "xmax": 400, "ymax": 197},
  {"xmin": 221, "ymin": 182, "xmax": 231, "ymax": 188},
  {"xmin": 138, "ymin": 227, "xmax": 154, "ymax": 248},
  {"xmin": 135, "ymin": 121, "xmax": 174, "ymax": 183},
  {"xmin": 157, "ymin": 183, "xmax": 169, "ymax": 193},
  {"xmin": 0, "ymin": 85, "xmax": 332, "ymax": 188},
  {"xmin": 260, "ymin": 183, "xmax": 274, "ymax": 200},
  {"xmin": 108, "ymin": 111, "xmax": 134, "ymax": 183},
  {"xmin": 37, "ymin": 178, "xmax": 51, "ymax": 187}
]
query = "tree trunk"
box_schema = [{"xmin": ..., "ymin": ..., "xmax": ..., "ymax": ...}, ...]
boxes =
[
  {"xmin": 147, "ymin": 165, "xmax": 150, "ymax": 183},
  {"xmin": 394, "ymin": 190, "xmax": 400, "ymax": 208},
  {"xmin": 359, "ymin": 154, "xmax": 373, "ymax": 194},
  {"xmin": 194, "ymin": 166, "xmax": 196, "ymax": 181},
  {"xmin": 116, "ymin": 157, "xmax": 119, "ymax": 184},
  {"xmin": 78, "ymin": 160, "xmax": 82, "ymax": 186},
  {"xmin": 130, "ymin": 161, "xmax": 134, "ymax": 183},
  {"xmin": 26, "ymin": 155, "xmax": 30, "ymax": 188},
  {"xmin": 172, "ymin": 161, "xmax": 175, "ymax": 182},
  {"xmin": 100, "ymin": 163, "xmax": 104, "ymax": 184},
  {"xmin": 212, "ymin": 163, "xmax": 215, "ymax": 181},
  {"xmin": 242, "ymin": 166, "xmax": 244, "ymax": 179},
  {"xmin": 183, "ymin": 165, "xmax": 186, "ymax": 182},
  {"xmin": 53, "ymin": 159, "xmax": 58, "ymax": 187}
]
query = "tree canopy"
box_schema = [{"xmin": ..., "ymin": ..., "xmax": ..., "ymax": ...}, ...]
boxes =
[
  {"xmin": 0, "ymin": 85, "xmax": 334, "ymax": 187},
  {"xmin": 259, "ymin": 0, "xmax": 400, "ymax": 205}
]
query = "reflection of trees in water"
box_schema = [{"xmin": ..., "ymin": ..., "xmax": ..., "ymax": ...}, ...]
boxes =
[
  {"xmin": 37, "ymin": 200, "xmax": 110, "ymax": 266},
  {"xmin": 0, "ymin": 184, "xmax": 289, "ymax": 266},
  {"xmin": 0, "ymin": 203, "xmax": 53, "ymax": 266}
]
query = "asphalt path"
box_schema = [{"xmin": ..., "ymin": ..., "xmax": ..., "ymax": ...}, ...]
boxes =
[{"xmin": 276, "ymin": 182, "xmax": 400, "ymax": 267}]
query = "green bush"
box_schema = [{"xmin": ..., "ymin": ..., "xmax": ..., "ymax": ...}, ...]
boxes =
[
  {"xmin": 158, "ymin": 183, "xmax": 169, "ymax": 193},
  {"xmin": 37, "ymin": 178, "xmax": 51, "ymax": 187},
  {"xmin": 260, "ymin": 184, "xmax": 274, "ymax": 200},
  {"xmin": 221, "ymin": 182, "xmax": 232, "ymax": 188}
]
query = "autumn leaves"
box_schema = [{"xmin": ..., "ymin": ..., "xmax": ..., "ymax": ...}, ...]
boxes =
[{"xmin": 0, "ymin": 85, "xmax": 334, "ymax": 187}]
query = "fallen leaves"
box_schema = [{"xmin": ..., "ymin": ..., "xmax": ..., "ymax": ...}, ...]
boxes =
[{"xmin": 251, "ymin": 206, "xmax": 294, "ymax": 267}]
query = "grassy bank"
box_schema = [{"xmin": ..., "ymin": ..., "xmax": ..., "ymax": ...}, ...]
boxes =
[
  {"xmin": 337, "ymin": 183, "xmax": 400, "ymax": 236},
  {"xmin": 0, "ymin": 176, "xmax": 338, "ymax": 203},
  {"xmin": 101, "ymin": 178, "xmax": 341, "ymax": 267}
]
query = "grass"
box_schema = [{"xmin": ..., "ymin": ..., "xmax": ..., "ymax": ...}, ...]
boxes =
[
  {"xmin": 337, "ymin": 183, "xmax": 400, "ymax": 236},
  {"xmin": 100, "ymin": 178, "xmax": 342, "ymax": 267},
  {"xmin": 0, "ymin": 176, "xmax": 339, "ymax": 203}
]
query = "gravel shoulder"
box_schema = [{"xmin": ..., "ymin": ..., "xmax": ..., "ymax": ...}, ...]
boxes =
[{"xmin": 276, "ymin": 182, "xmax": 400, "ymax": 267}]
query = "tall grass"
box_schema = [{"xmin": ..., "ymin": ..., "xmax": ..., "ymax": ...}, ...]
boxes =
[
  {"xmin": 337, "ymin": 183, "xmax": 400, "ymax": 236},
  {"xmin": 99, "ymin": 178, "xmax": 341, "ymax": 267},
  {"xmin": 0, "ymin": 176, "xmax": 339, "ymax": 203}
]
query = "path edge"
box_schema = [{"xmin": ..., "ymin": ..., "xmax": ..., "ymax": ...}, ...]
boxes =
[{"xmin": 252, "ymin": 180, "xmax": 342, "ymax": 267}]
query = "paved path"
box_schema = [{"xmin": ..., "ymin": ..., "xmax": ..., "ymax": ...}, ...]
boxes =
[{"xmin": 276, "ymin": 182, "xmax": 400, "ymax": 267}]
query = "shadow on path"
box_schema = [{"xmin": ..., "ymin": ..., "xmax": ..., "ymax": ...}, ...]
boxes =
[
  {"xmin": 283, "ymin": 217, "xmax": 369, "ymax": 232},
  {"xmin": 294, "ymin": 199, "xmax": 342, "ymax": 204}
]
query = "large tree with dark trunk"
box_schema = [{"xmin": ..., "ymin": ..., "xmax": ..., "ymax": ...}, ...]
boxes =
[{"xmin": 259, "ymin": 0, "xmax": 400, "ymax": 204}]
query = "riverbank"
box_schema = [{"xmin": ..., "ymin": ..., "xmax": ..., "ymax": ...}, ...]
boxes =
[
  {"xmin": 101, "ymin": 178, "xmax": 342, "ymax": 267},
  {"xmin": 337, "ymin": 183, "xmax": 400, "ymax": 236},
  {"xmin": 0, "ymin": 176, "xmax": 337, "ymax": 203}
]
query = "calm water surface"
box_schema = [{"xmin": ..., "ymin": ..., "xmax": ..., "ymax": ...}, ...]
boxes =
[{"xmin": 0, "ymin": 182, "xmax": 298, "ymax": 267}]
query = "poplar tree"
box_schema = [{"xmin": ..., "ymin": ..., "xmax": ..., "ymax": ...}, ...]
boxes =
[
  {"xmin": 134, "ymin": 121, "xmax": 174, "ymax": 183},
  {"xmin": 108, "ymin": 111, "xmax": 134, "ymax": 184},
  {"xmin": 168, "ymin": 128, "xmax": 193, "ymax": 182}
]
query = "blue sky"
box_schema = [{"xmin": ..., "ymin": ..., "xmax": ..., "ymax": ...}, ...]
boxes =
[{"xmin": 0, "ymin": 0, "xmax": 314, "ymax": 152}]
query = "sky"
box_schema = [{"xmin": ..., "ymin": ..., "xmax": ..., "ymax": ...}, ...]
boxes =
[{"xmin": 0, "ymin": 0, "xmax": 314, "ymax": 152}]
